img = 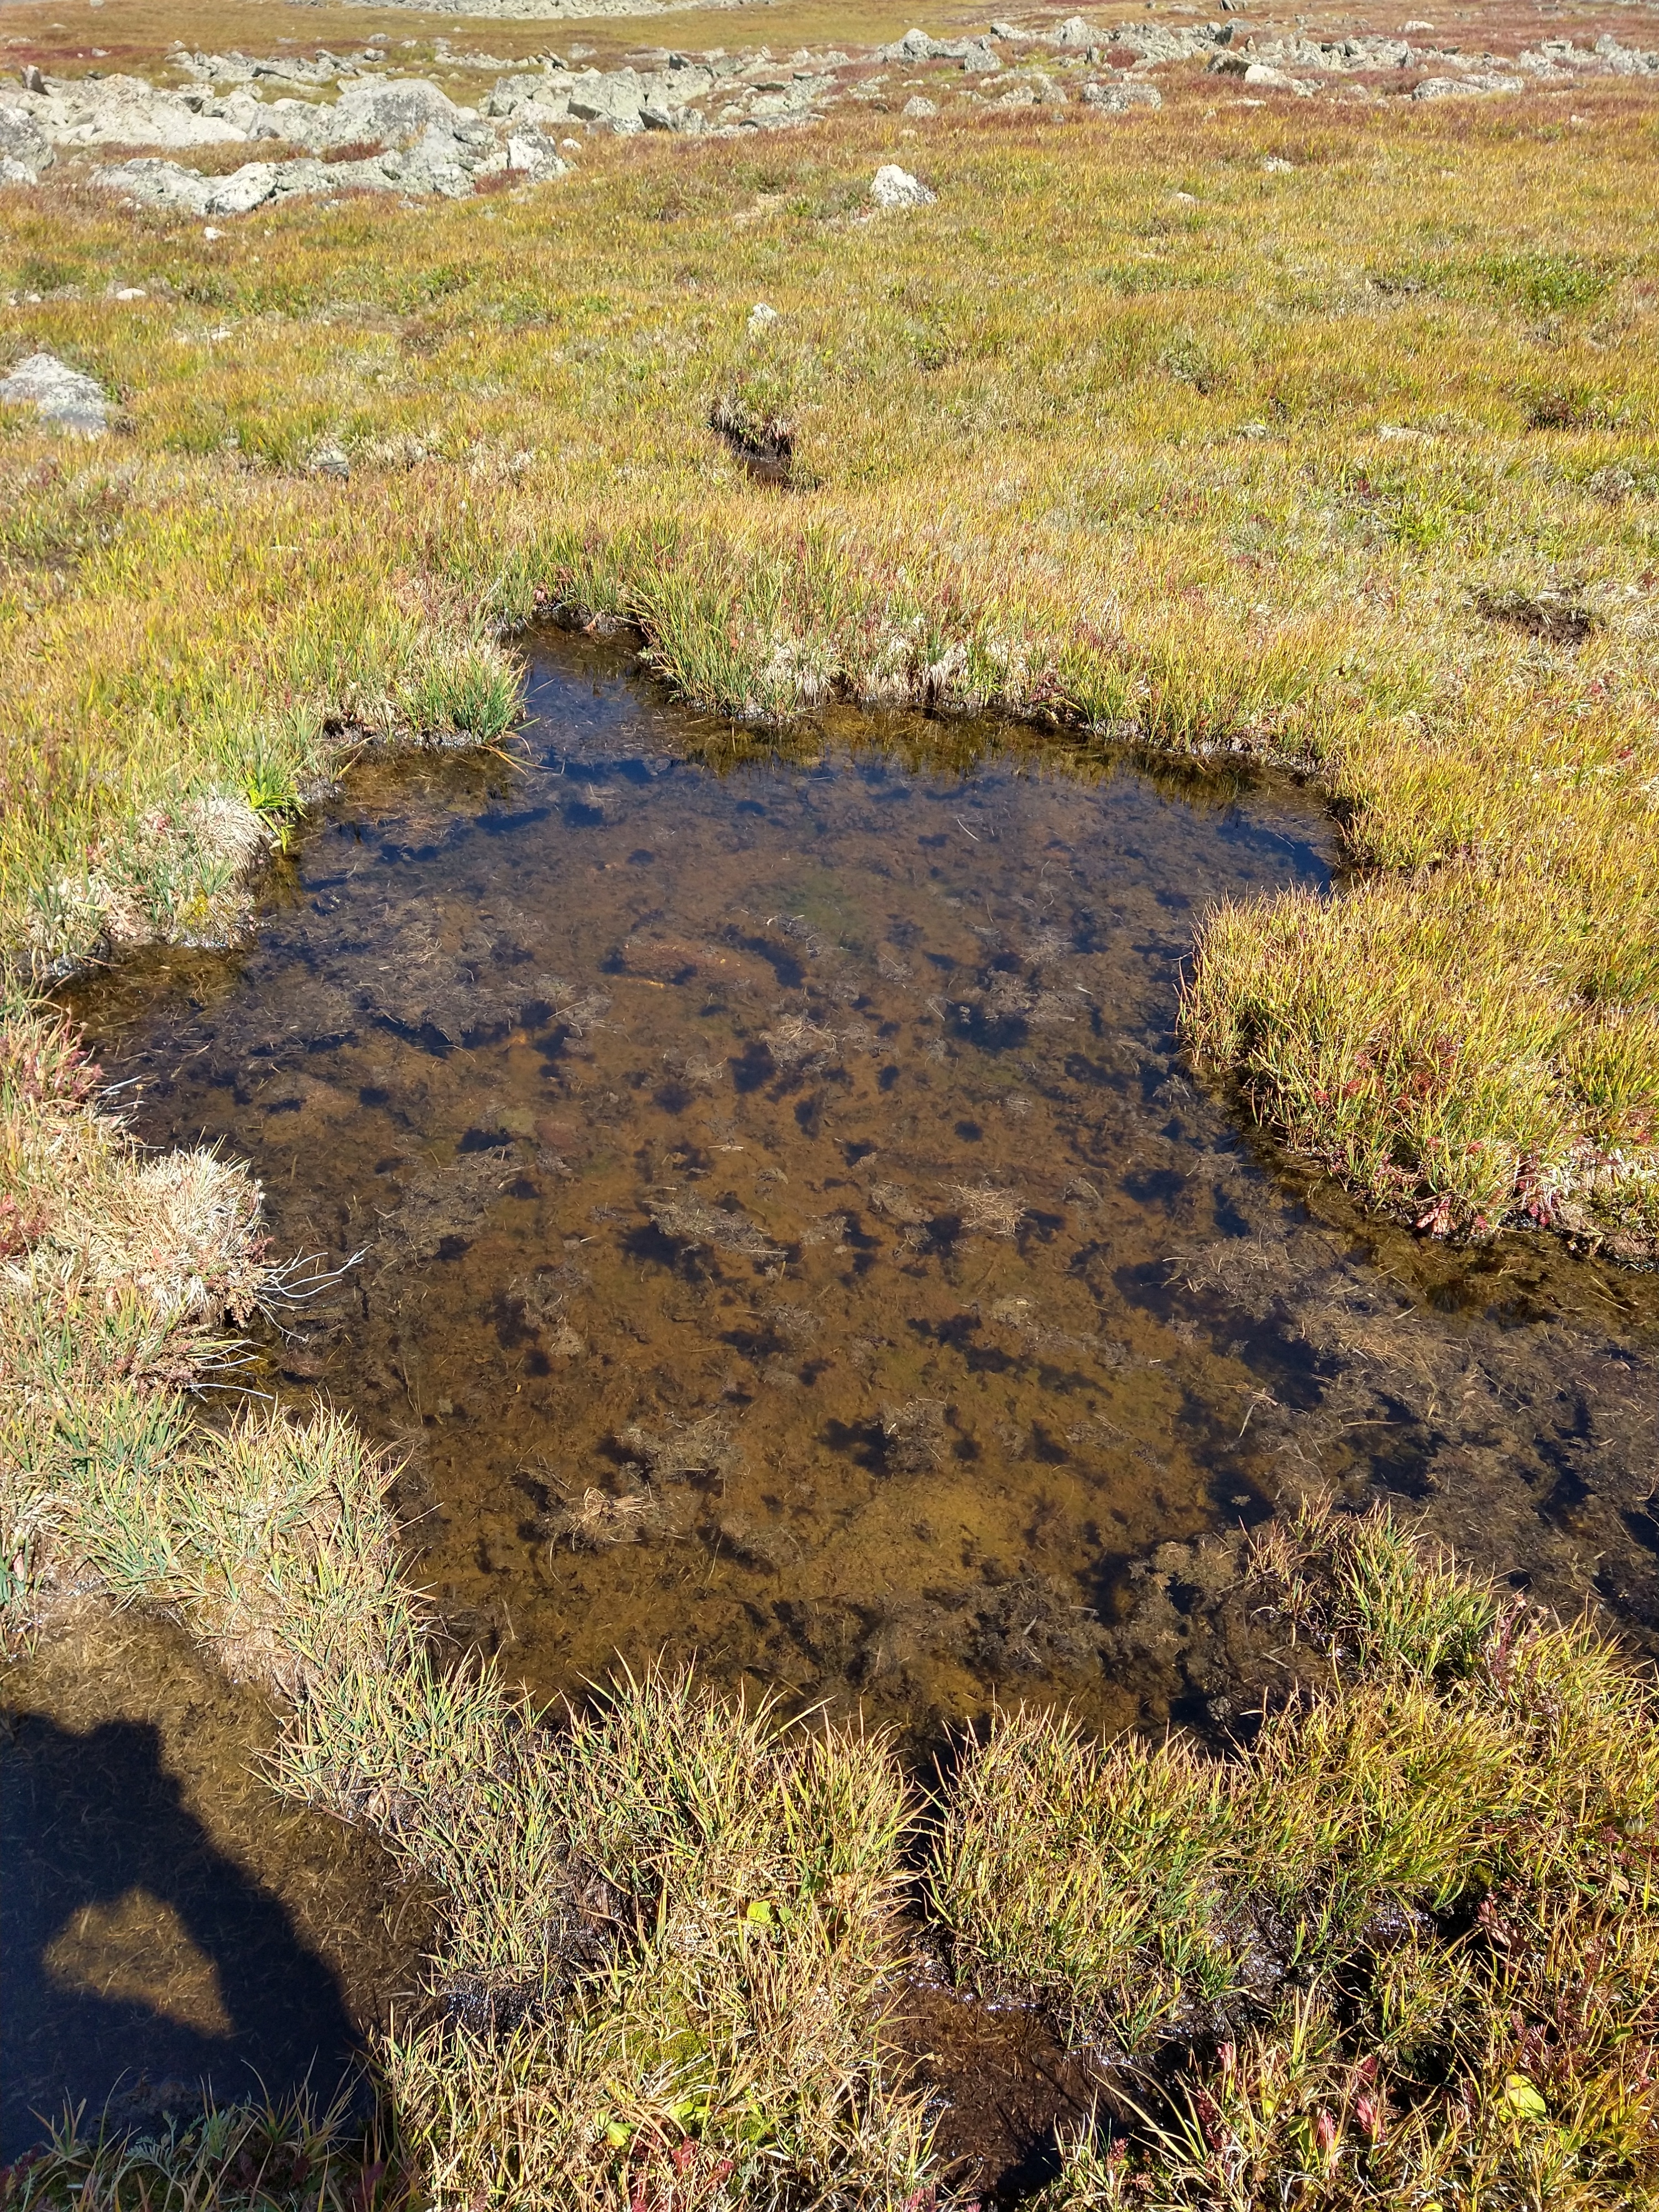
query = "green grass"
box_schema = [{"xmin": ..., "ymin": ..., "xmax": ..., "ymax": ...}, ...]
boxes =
[
  {"xmin": 1, "ymin": 2093, "xmax": 400, "ymax": 2212},
  {"xmin": 935, "ymin": 1504, "xmax": 1659, "ymax": 2209}
]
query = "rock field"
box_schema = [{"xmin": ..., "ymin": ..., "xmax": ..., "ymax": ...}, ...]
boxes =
[{"xmin": 0, "ymin": 12, "xmax": 1654, "ymax": 215}]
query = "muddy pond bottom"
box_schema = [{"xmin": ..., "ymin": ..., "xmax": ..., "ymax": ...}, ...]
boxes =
[{"xmin": 71, "ymin": 637, "xmax": 1659, "ymax": 1743}]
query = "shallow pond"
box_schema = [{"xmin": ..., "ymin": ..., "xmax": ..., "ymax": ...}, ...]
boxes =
[{"xmin": 11, "ymin": 631, "xmax": 1658, "ymax": 2158}]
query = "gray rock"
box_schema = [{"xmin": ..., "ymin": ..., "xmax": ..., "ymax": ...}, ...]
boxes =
[
  {"xmin": 567, "ymin": 70, "xmax": 645, "ymax": 127},
  {"xmin": 1412, "ymin": 71, "xmax": 1521, "ymax": 96},
  {"xmin": 322, "ymin": 76, "xmax": 465, "ymax": 148},
  {"xmin": 877, "ymin": 27, "xmax": 995, "ymax": 63},
  {"xmin": 0, "ymin": 103, "xmax": 53, "ymax": 181},
  {"xmin": 901, "ymin": 93, "xmax": 937, "ymax": 116},
  {"xmin": 504, "ymin": 128, "xmax": 570, "ymax": 174},
  {"xmin": 650, "ymin": 62, "xmax": 711, "ymax": 100},
  {"xmin": 0, "ymin": 351, "xmax": 108, "ymax": 435},
  {"xmin": 23, "ymin": 71, "xmax": 249, "ymax": 148},
  {"xmin": 93, "ymin": 155, "xmax": 215, "ymax": 213},
  {"xmin": 97, "ymin": 150, "xmax": 347, "ymax": 213},
  {"xmin": 1052, "ymin": 15, "xmax": 1100, "ymax": 45},
  {"xmin": 995, "ymin": 68, "xmax": 1066, "ymax": 105},
  {"xmin": 487, "ymin": 70, "xmax": 557, "ymax": 116},
  {"xmin": 1104, "ymin": 22, "xmax": 1218, "ymax": 63},
  {"xmin": 206, "ymin": 159, "xmax": 282, "ymax": 213},
  {"xmin": 395, "ymin": 119, "xmax": 481, "ymax": 192},
  {"xmin": 1081, "ymin": 79, "xmax": 1164, "ymax": 109},
  {"xmin": 251, "ymin": 98, "xmax": 335, "ymax": 150},
  {"xmin": 1592, "ymin": 34, "xmax": 1659, "ymax": 75},
  {"xmin": 870, "ymin": 162, "xmax": 934, "ymax": 207}
]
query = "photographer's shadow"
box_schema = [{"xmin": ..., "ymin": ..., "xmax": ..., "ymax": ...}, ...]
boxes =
[{"xmin": 2, "ymin": 1713, "xmax": 364, "ymax": 2162}]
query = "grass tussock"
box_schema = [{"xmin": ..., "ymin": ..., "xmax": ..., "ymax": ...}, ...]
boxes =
[
  {"xmin": 1, "ymin": 2093, "xmax": 399, "ymax": 2212},
  {"xmin": 1, "ymin": 58, "xmax": 1656, "ymax": 1248},
  {"xmin": 936, "ymin": 1503, "xmax": 1659, "ymax": 2209},
  {"xmin": 351, "ymin": 1678, "xmax": 933, "ymax": 2210}
]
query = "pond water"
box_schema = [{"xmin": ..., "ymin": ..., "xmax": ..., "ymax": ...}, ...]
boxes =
[
  {"xmin": 12, "ymin": 630, "xmax": 1658, "ymax": 2159},
  {"xmin": 65, "ymin": 635, "xmax": 1351, "ymax": 1738}
]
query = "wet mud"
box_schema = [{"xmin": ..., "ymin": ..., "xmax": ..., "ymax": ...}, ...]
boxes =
[
  {"xmin": 889, "ymin": 1973, "xmax": 1109, "ymax": 2202},
  {"xmin": 28, "ymin": 630, "xmax": 1659, "ymax": 2168}
]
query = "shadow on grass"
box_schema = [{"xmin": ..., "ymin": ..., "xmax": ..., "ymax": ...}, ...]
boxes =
[{"xmin": 1, "ymin": 1714, "xmax": 363, "ymax": 2162}]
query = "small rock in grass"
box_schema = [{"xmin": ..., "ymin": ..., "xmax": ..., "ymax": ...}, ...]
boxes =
[
  {"xmin": 902, "ymin": 93, "xmax": 938, "ymax": 116},
  {"xmin": 1052, "ymin": 15, "xmax": 1100, "ymax": 45},
  {"xmin": 747, "ymin": 301, "xmax": 780, "ymax": 335},
  {"xmin": 1412, "ymin": 71, "xmax": 1523, "ymax": 97},
  {"xmin": 1262, "ymin": 155, "xmax": 1294, "ymax": 171},
  {"xmin": 309, "ymin": 440, "xmax": 351, "ymax": 479},
  {"xmin": 870, "ymin": 162, "xmax": 934, "ymax": 207},
  {"xmin": 0, "ymin": 351, "xmax": 108, "ymax": 435},
  {"xmin": 1082, "ymin": 79, "xmax": 1162, "ymax": 109}
]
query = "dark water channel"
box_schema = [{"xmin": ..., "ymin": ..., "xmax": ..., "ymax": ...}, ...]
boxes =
[{"xmin": 10, "ymin": 632, "xmax": 1658, "ymax": 2158}]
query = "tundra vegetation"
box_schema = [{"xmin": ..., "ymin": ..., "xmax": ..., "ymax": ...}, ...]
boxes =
[{"xmin": 2, "ymin": 0, "xmax": 1657, "ymax": 2200}]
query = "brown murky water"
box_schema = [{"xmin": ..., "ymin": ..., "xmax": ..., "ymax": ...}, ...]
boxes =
[
  {"xmin": 15, "ymin": 630, "xmax": 1658, "ymax": 2159},
  {"xmin": 62, "ymin": 635, "xmax": 1352, "ymax": 1735}
]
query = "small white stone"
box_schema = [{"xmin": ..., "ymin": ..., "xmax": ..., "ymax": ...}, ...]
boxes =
[
  {"xmin": 870, "ymin": 162, "xmax": 935, "ymax": 207},
  {"xmin": 747, "ymin": 301, "xmax": 780, "ymax": 335},
  {"xmin": 113, "ymin": 285, "xmax": 147, "ymax": 300},
  {"xmin": 203, "ymin": 225, "xmax": 222, "ymax": 239}
]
